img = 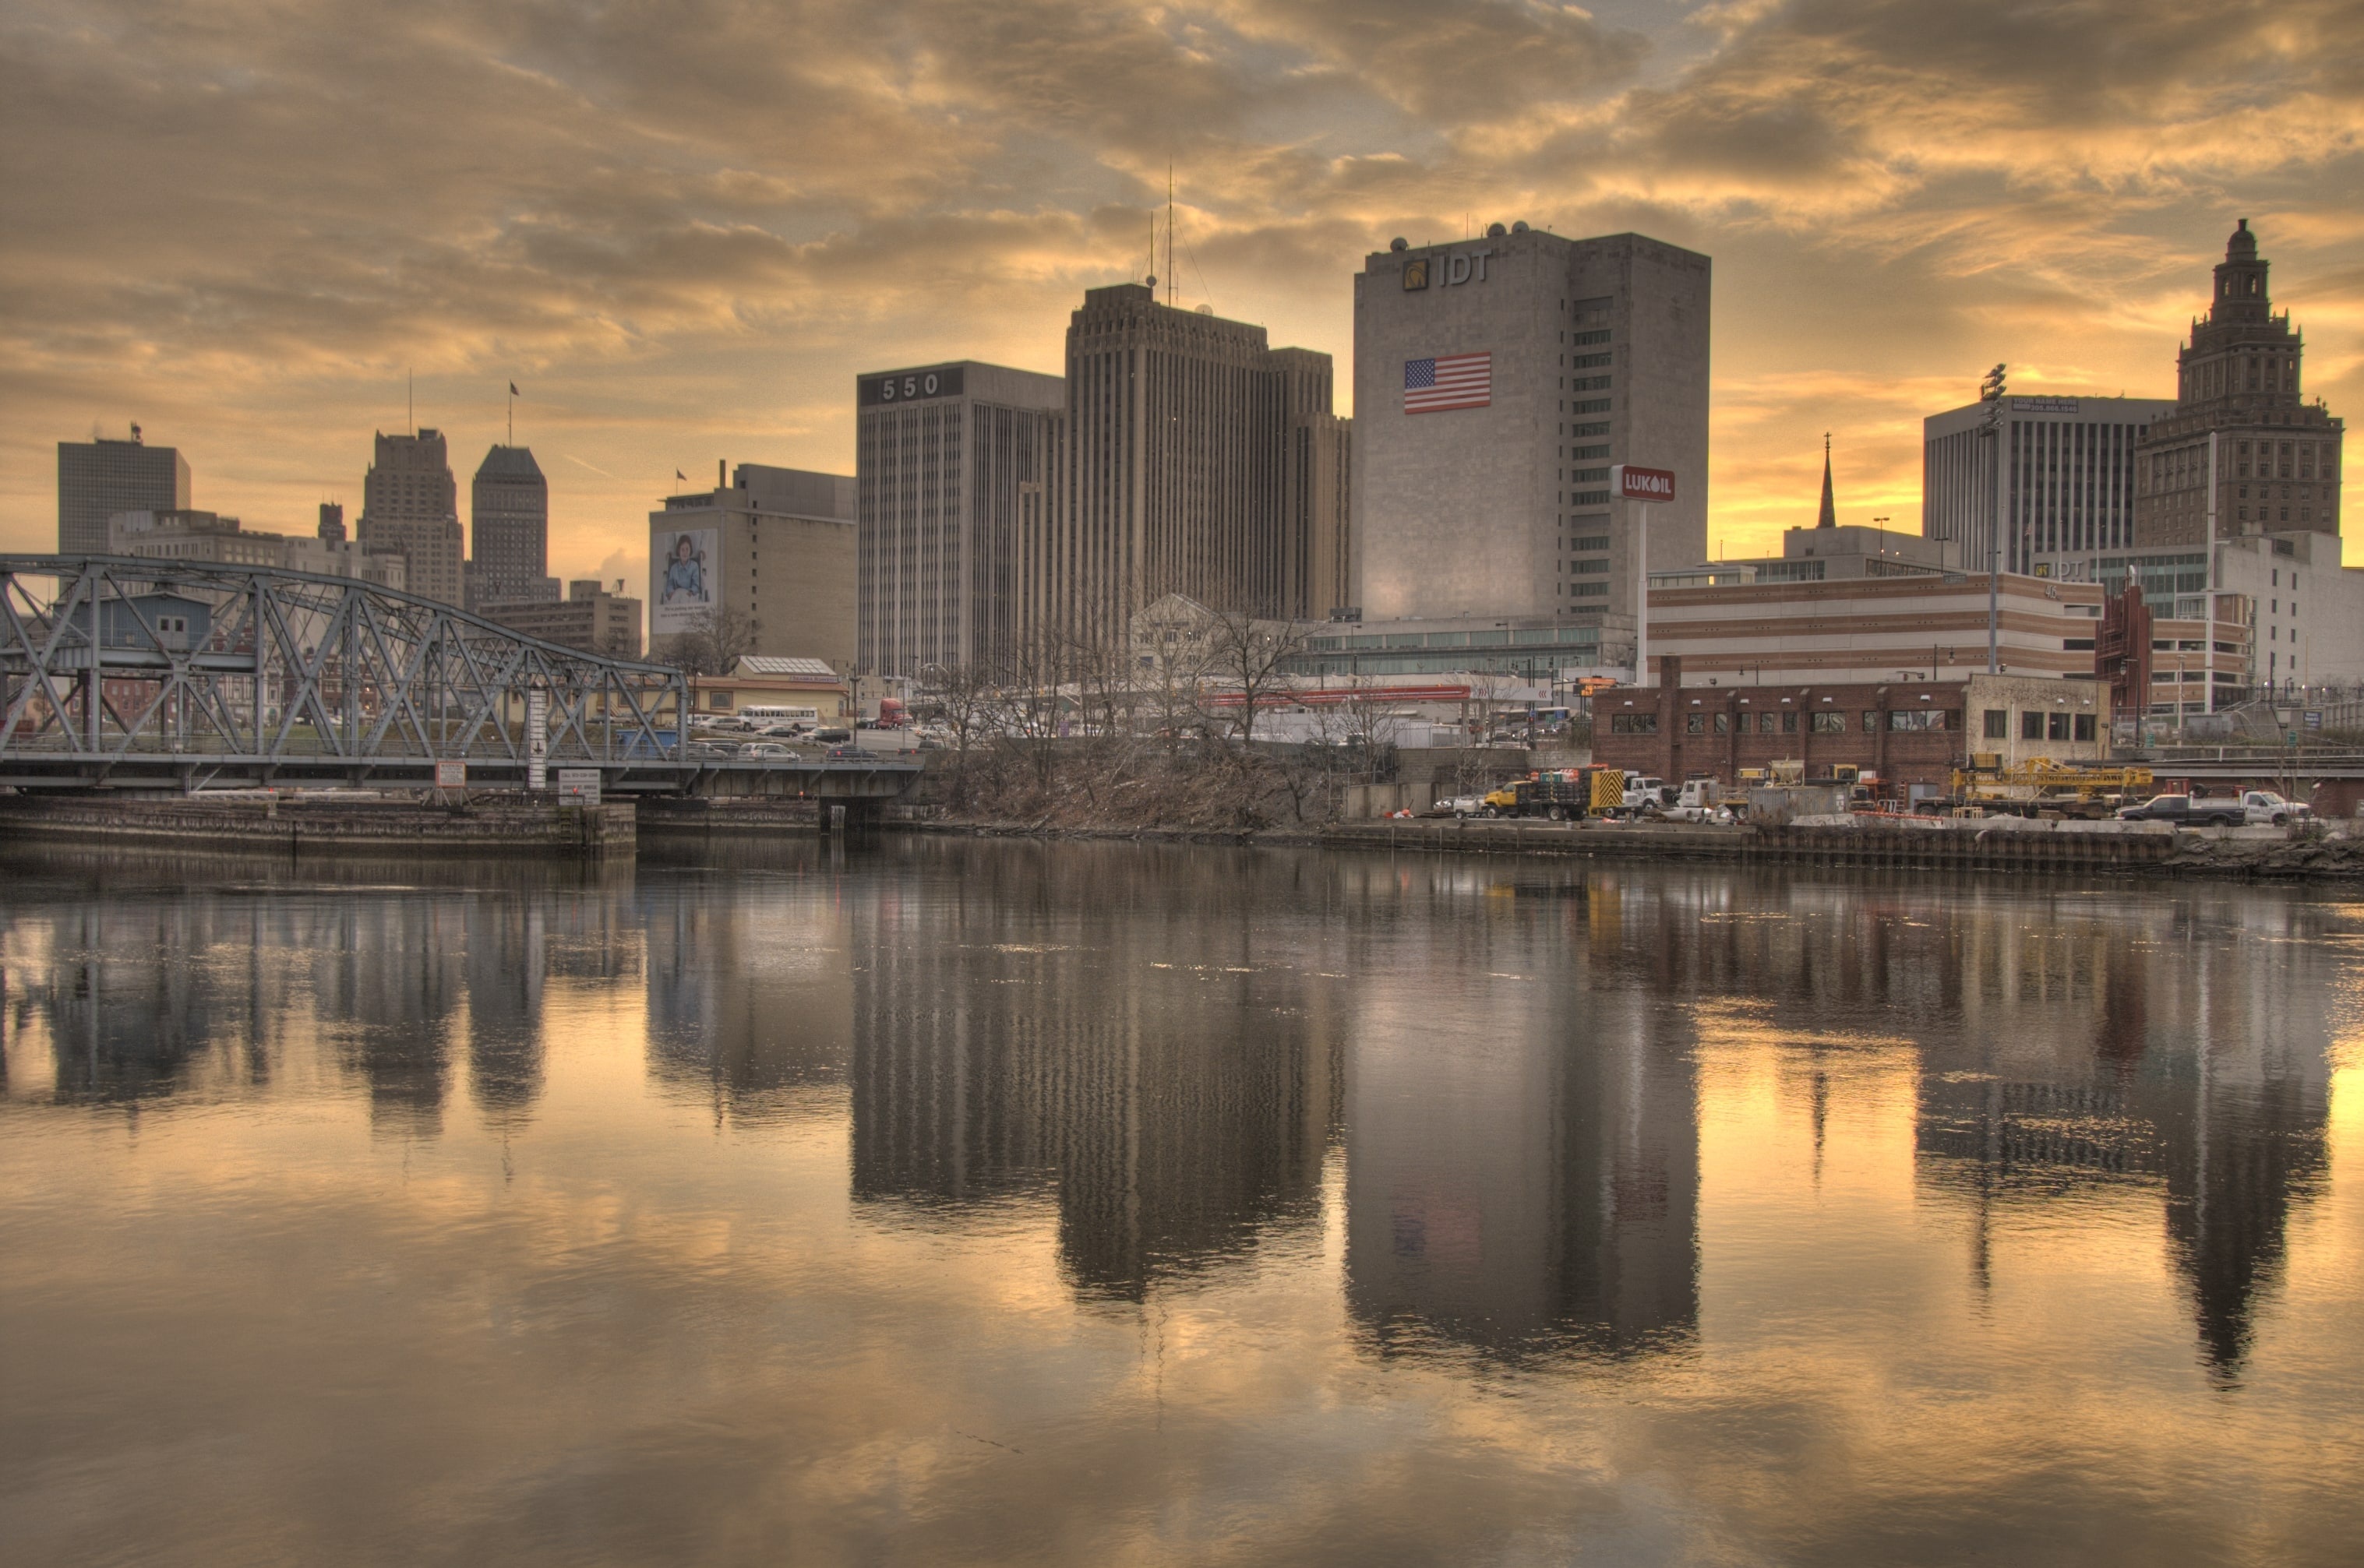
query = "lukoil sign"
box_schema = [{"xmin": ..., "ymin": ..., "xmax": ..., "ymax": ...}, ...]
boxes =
[{"xmin": 1612, "ymin": 465, "xmax": 1677, "ymax": 502}]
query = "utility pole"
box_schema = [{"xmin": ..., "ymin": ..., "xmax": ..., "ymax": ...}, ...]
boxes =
[{"xmin": 1979, "ymin": 365, "xmax": 2008, "ymax": 672}]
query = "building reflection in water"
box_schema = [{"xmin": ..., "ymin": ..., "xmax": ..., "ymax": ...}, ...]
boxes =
[
  {"xmin": 1335, "ymin": 862, "xmax": 1700, "ymax": 1362},
  {"xmin": 0, "ymin": 853, "xmax": 642, "ymax": 1140},
  {"xmin": 845, "ymin": 843, "xmax": 1337, "ymax": 1302},
  {"xmin": 641, "ymin": 862, "xmax": 853, "ymax": 1126},
  {"xmin": 1907, "ymin": 895, "xmax": 2333, "ymax": 1380}
]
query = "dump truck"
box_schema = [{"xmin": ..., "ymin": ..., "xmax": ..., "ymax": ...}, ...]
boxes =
[{"xmin": 1480, "ymin": 768, "xmax": 1610, "ymax": 820}]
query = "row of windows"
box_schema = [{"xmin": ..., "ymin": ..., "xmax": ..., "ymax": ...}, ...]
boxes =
[
  {"xmin": 1980, "ymin": 709, "xmax": 2100, "ymax": 742},
  {"xmin": 1614, "ymin": 708, "xmax": 1968, "ymax": 737}
]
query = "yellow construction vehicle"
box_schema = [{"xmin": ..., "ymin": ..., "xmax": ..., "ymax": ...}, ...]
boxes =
[{"xmin": 1948, "ymin": 756, "xmax": 2155, "ymax": 819}]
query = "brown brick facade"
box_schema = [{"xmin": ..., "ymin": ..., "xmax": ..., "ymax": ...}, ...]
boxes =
[{"xmin": 1593, "ymin": 656, "xmax": 1974, "ymax": 793}]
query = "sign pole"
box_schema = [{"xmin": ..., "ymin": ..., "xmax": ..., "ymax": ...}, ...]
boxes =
[{"xmin": 1611, "ymin": 464, "xmax": 1675, "ymax": 689}]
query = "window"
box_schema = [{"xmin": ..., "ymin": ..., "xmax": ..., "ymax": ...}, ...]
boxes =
[
  {"xmin": 1782, "ymin": 712, "xmax": 1799, "ymax": 734},
  {"xmin": 1686, "ymin": 714, "xmax": 1705, "ymax": 734},
  {"xmin": 1713, "ymin": 714, "xmax": 1730, "ymax": 734},
  {"xmin": 2074, "ymin": 714, "xmax": 2097, "ymax": 742},
  {"xmin": 1862, "ymin": 711, "xmax": 1879, "ymax": 732},
  {"xmin": 1984, "ymin": 709, "xmax": 2009, "ymax": 739},
  {"xmin": 1609, "ymin": 713, "xmax": 1657, "ymax": 735},
  {"xmin": 2021, "ymin": 711, "xmax": 2044, "ymax": 740},
  {"xmin": 1811, "ymin": 711, "xmax": 1847, "ymax": 734},
  {"xmin": 2048, "ymin": 712, "xmax": 2071, "ymax": 741},
  {"xmin": 1759, "ymin": 712, "xmax": 1778, "ymax": 733},
  {"xmin": 1890, "ymin": 710, "xmax": 1946, "ymax": 731}
]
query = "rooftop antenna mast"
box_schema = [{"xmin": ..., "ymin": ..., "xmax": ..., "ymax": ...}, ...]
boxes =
[
  {"xmin": 1166, "ymin": 162, "xmax": 1176, "ymax": 308},
  {"xmin": 408, "ymin": 368, "xmax": 415, "ymax": 435}
]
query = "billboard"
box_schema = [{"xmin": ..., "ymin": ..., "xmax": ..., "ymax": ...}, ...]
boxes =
[{"xmin": 651, "ymin": 527, "xmax": 719, "ymax": 637}]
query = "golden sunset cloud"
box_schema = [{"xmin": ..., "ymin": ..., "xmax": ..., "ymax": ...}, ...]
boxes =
[{"xmin": 4, "ymin": 0, "xmax": 2359, "ymax": 587}]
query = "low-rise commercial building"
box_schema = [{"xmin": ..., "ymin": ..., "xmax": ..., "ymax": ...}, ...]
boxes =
[
  {"xmin": 479, "ymin": 580, "xmax": 642, "ymax": 658},
  {"xmin": 1591, "ymin": 659, "xmax": 2113, "ymax": 795},
  {"xmin": 685, "ymin": 655, "xmax": 853, "ymax": 724}
]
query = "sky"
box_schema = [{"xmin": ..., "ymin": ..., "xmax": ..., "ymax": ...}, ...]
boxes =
[{"xmin": 5, "ymin": 0, "xmax": 2362, "ymax": 595}]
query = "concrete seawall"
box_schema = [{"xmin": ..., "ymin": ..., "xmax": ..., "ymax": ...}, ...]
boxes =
[
  {"xmin": 0, "ymin": 795, "xmax": 637, "ymax": 858},
  {"xmin": 1318, "ymin": 816, "xmax": 2364, "ymax": 879}
]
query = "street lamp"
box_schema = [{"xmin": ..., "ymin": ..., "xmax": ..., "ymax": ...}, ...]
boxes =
[{"xmin": 1978, "ymin": 365, "xmax": 2007, "ymax": 673}]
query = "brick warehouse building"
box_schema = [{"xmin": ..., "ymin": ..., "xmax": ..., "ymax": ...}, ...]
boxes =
[{"xmin": 1590, "ymin": 657, "xmax": 2111, "ymax": 796}]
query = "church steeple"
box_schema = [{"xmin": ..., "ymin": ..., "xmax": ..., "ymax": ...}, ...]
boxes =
[{"xmin": 1815, "ymin": 433, "xmax": 1837, "ymax": 529}]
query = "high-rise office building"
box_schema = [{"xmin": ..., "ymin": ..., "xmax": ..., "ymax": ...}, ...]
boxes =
[
  {"xmin": 649, "ymin": 463, "xmax": 857, "ymax": 672},
  {"xmin": 1353, "ymin": 227, "xmax": 1710, "ymax": 661},
  {"xmin": 358, "ymin": 429, "xmax": 465, "ymax": 605},
  {"xmin": 855, "ymin": 361, "xmax": 1064, "ymax": 676},
  {"xmin": 1027, "ymin": 284, "xmax": 1350, "ymax": 648},
  {"xmin": 1922, "ymin": 395, "xmax": 2176, "ymax": 573},
  {"xmin": 317, "ymin": 502, "xmax": 346, "ymax": 544},
  {"xmin": 2134, "ymin": 220, "xmax": 2345, "ymax": 548},
  {"xmin": 58, "ymin": 432, "xmax": 190, "ymax": 555},
  {"xmin": 468, "ymin": 445, "xmax": 556, "ymax": 608}
]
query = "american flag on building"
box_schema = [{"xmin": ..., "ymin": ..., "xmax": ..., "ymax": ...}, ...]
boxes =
[{"xmin": 1403, "ymin": 352, "xmax": 1491, "ymax": 414}]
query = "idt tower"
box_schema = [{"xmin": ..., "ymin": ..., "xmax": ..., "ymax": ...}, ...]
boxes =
[{"xmin": 1353, "ymin": 227, "xmax": 1709, "ymax": 657}]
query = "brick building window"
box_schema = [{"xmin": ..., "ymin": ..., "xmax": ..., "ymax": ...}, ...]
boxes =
[
  {"xmin": 2020, "ymin": 711, "xmax": 2044, "ymax": 740},
  {"xmin": 1713, "ymin": 714, "xmax": 1730, "ymax": 734},
  {"xmin": 1889, "ymin": 710, "xmax": 1947, "ymax": 731},
  {"xmin": 1687, "ymin": 714, "xmax": 1705, "ymax": 734},
  {"xmin": 2075, "ymin": 714, "xmax": 2097, "ymax": 742},
  {"xmin": 1759, "ymin": 713, "xmax": 1778, "ymax": 733},
  {"xmin": 2048, "ymin": 713, "xmax": 2071, "ymax": 741},
  {"xmin": 1610, "ymin": 713, "xmax": 1657, "ymax": 735},
  {"xmin": 1984, "ymin": 709, "xmax": 2009, "ymax": 738},
  {"xmin": 1811, "ymin": 712, "xmax": 1847, "ymax": 734},
  {"xmin": 1783, "ymin": 712, "xmax": 1799, "ymax": 733},
  {"xmin": 1862, "ymin": 711, "xmax": 1879, "ymax": 732}
]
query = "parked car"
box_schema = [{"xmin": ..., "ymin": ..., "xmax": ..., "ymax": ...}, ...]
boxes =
[
  {"xmin": 2115, "ymin": 793, "xmax": 2244, "ymax": 826},
  {"xmin": 2239, "ymin": 790, "xmax": 2311, "ymax": 826},
  {"xmin": 1441, "ymin": 795, "xmax": 1490, "ymax": 819},
  {"xmin": 827, "ymin": 745, "xmax": 863, "ymax": 759},
  {"xmin": 739, "ymin": 742, "xmax": 793, "ymax": 761},
  {"xmin": 683, "ymin": 740, "xmax": 734, "ymax": 759},
  {"xmin": 812, "ymin": 728, "xmax": 853, "ymax": 744}
]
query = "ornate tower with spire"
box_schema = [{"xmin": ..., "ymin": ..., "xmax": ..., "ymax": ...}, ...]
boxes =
[
  {"xmin": 1815, "ymin": 433, "xmax": 1837, "ymax": 529},
  {"xmin": 2134, "ymin": 220, "xmax": 2343, "ymax": 547}
]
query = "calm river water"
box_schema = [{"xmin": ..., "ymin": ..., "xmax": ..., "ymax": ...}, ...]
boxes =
[{"xmin": 2, "ymin": 838, "xmax": 2360, "ymax": 1566}]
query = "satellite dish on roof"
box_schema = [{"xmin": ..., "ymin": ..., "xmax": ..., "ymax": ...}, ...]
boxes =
[{"xmin": 1194, "ymin": 304, "xmax": 1214, "ymax": 315}]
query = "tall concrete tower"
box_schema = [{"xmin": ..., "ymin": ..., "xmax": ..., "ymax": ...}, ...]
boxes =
[{"xmin": 358, "ymin": 429, "xmax": 464, "ymax": 606}]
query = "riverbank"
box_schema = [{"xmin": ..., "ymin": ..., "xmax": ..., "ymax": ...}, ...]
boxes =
[{"xmin": 912, "ymin": 812, "xmax": 2364, "ymax": 879}]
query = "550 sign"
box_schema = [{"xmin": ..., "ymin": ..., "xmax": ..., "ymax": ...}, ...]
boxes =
[{"xmin": 859, "ymin": 367, "xmax": 967, "ymax": 407}]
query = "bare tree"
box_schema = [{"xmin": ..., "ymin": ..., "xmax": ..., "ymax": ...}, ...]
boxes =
[
  {"xmin": 1200, "ymin": 606, "xmax": 1309, "ymax": 749},
  {"xmin": 661, "ymin": 607, "xmax": 760, "ymax": 677}
]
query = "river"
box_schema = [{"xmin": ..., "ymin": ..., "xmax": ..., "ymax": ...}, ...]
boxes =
[{"xmin": 2, "ymin": 838, "xmax": 2359, "ymax": 1565}]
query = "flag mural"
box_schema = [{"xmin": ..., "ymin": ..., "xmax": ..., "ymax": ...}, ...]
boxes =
[{"xmin": 1403, "ymin": 352, "xmax": 1491, "ymax": 414}]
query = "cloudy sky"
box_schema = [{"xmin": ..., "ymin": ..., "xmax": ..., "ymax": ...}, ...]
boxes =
[{"xmin": 5, "ymin": 0, "xmax": 2360, "ymax": 589}]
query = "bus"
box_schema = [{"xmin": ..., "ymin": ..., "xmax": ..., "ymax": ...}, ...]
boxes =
[{"xmin": 737, "ymin": 704, "xmax": 821, "ymax": 733}]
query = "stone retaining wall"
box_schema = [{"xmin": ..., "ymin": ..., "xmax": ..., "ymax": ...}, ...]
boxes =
[{"xmin": 0, "ymin": 795, "xmax": 636, "ymax": 858}]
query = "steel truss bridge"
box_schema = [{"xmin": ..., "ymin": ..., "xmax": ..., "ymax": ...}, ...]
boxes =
[{"xmin": 0, "ymin": 556, "xmax": 916, "ymax": 800}]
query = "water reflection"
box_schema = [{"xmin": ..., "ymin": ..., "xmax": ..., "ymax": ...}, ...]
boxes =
[
  {"xmin": 845, "ymin": 844, "xmax": 1336, "ymax": 1302},
  {"xmin": 2, "ymin": 841, "xmax": 2359, "ymax": 1564}
]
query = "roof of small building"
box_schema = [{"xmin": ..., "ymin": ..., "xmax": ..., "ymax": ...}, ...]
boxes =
[{"xmin": 737, "ymin": 655, "xmax": 839, "ymax": 678}]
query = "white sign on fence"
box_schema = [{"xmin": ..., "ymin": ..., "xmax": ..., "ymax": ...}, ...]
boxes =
[
  {"xmin": 556, "ymin": 767, "xmax": 601, "ymax": 805},
  {"xmin": 527, "ymin": 689, "xmax": 549, "ymax": 790},
  {"xmin": 432, "ymin": 760, "xmax": 467, "ymax": 789}
]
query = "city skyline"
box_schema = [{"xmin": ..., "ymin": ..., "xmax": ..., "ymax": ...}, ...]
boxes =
[{"xmin": 5, "ymin": 2, "xmax": 2361, "ymax": 601}]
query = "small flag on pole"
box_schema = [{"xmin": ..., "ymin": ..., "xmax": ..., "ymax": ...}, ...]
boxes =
[
  {"xmin": 509, "ymin": 382, "xmax": 520, "ymax": 396},
  {"xmin": 675, "ymin": 469, "xmax": 686, "ymax": 483}
]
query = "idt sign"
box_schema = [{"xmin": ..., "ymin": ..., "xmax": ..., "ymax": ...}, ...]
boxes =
[{"xmin": 1612, "ymin": 465, "xmax": 1676, "ymax": 502}]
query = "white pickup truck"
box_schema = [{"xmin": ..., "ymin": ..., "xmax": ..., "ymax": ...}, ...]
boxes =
[{"xmin": 2239, "ymin": 790, "xmax": 2312, "ymax": 826}]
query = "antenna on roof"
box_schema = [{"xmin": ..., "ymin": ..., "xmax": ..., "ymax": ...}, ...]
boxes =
[{"xmin": 1166, "ymin": 162, "xmax": 1176, "ymax": 308}]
